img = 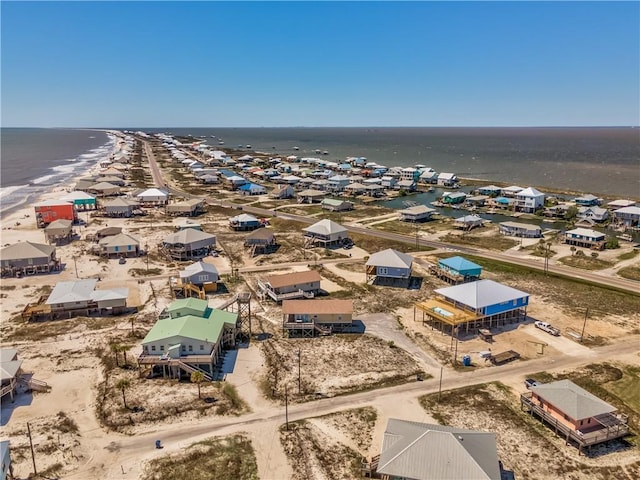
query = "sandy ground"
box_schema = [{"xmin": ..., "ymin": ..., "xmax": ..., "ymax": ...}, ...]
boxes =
[{"xmin": 2, "ymin": 136, "xmax": 639, "ymax": 479}]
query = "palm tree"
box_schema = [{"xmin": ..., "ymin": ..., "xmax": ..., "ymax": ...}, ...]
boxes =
[
  {"xmin": 115, "ymin": 378, "xmax": 131, "ymax": 409},
  {"xmin": 190, "ymin": 371, "xmax": 205, "ymax": 399},
  {"xmin": 121, "ymin": 345, "xmax": 131, "ymax": 366},
  {"xmin": 110, "ymin": 343, "xmax": 122, "ymax": 367}
]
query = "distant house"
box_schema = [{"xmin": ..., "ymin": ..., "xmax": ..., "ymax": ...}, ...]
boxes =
[
  {"xmin": 419, "ymin": 170, "xmax": 438, "ymax": 184},
  {"xmin": 167, "ymin": 198, "xmax": 205, "ymax": 217},
  {"xmin": 270, "ymin": 185, "xmax": 295, "ymax": 199},
  {"xmin": 198, "ymin": 174, "xmax": 219, "ymax": 184},
  {"xmin": 453, "ymin": 215, "xmax": 485, "ymax": 230},
  {"xmin": 44, "ymin": 219, "xmax": 74, "ymax": 244},
  {"xmin": 136, "ymin": 188, "xmax": 169, "ymax": 206},
  {"xmin": 499, "ymin": 221, "xmax": 542, "ymax": 238},
  {"xmin": 257, "ymin": 270, "xmax": 321, "ymax": 302},
  {"xmin": 437, "ymin": 172, "xmax": 458, "ymax": 187},
  {"xmin": 297, "ymin": 189, "xmax": 327, "ymax": 204},
  {"xmin": 44, "ymin": 279, "xmax": 128, "ymax": 315},
  {"xmin": 98, "ymin": 233, "xmax": 140, "ymax": 257},
  {"xmin": 282, "ymin": 299, "xmax": 353, "ymax": 336},
  {"xmin": 302, "ymin": 219, "xmax": 349, "ymax": 247},
  {"xmin": 415, "ymin": 279, "xmax": 529, "ymax": 336},
  {"xmin": 521, "ymin": 380, "xmax": 629, "ymax": 452},
  {"xmin": 139, "ymin": 298, "xmax": 238, "ymax": 380},
  {"xmin": 465, "ymin": 195, "xmax": 489, "ymax": 207},
  {"xmin": 244, "ymin": 229, "xmax": 277, "ymax": 255},
  {"xmin": 441, "ymin": 192, "xmax": 466, "ymax": 204},
  {"xmin": 95, "ymin": 226, "xmax": 122, "ymax": 240},
  {"xmin": 86, "ymin": 181, "xmax": 122, "ymax": 197},
  {"xmin": 400, "ymin": 167, "xmax": 420, "ymax": 182},
  {"xmin": 431, "ymin": 255, "xmax": 482, "ymax": 285},
  {"xmin": 103, "ymin": 198, "xmax": 139, "ymax": 217},
  {"xmin": 564, "ymin": 228, "xmax": 606, "ymax": 250},
  {"xmin": 95, "ymin": 175, "xmax": 126, "ymax": 187},
  {"xmin": 606, "ymin": 199, "xmax": 635, "ymax": 210},
  {"xmin": 229, "ymin": 213, "xmax": 262, "ymax": 231},
  {"xmin": 366, "ymin": 249, "xmax": 413, "ymax": 286},
  {"xmin": 60, "ymin": 190, "xmax": 97, "ymax": 210},
  {"xmin": 501, "ymin": 185, "xmax": 524, "ymax": 197},
  {"xmin": 34, "ymin": 200, "xmax": 77, "ymax": 227},
  {"xmin": 238, "ymin": 183, "xmax": 267, "ymax": 196},
  {"xmin": 515, "ymin": 187, "xmax": 545, "ymax": 213},
  {"xmin": 577, "ymin": 207, "xmax": 609, "ymax": 223},
  {"xmin": 574, "ymin": 194, "xmax": 600, "ymax": 207},
  {"xmin": 0, "ymin": 241, "xmax": 60, "ymax": 276},
  {"xmin": 613, "ymin": 206, "xmax": 640, "ymax": 228},
  {"xmin": 327, "ymin": 175, "xmax": 350, "ymax": 192},
  {"xmin": 365, "ymin": 418, "xmax": 502, "ymax": 480},
  {"xmin": 398, "ymin": 205, "xmax": 435, "ymax": 222},
  {"xmin": 1, "ymin": 349, "xmax": 23, "ymax": 403},
  {"xmin": 321, "ymin": 198, "xmax": 354, "ymax": 212},
  {"xmin": 380, "ymin": 176, "xmax": 397, "ymax": 189},
  {"xmin": 477, "ymin": 185, "xmax": 502, "ymax": 197},
  {"xmin": 343, "ymin": 182, "xmax": 368, "ymax": 196},
  {"xmin": 395, "ymin": 179, "xmax": 416, "ymax": 191},
  {"xmin": 162, "ymin": 229, "xmax": 216, "ymax": 260}
]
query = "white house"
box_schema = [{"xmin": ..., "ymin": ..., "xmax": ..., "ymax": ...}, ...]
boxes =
[
  {"xmin": 515, "ymin": 187, "xmax": 545, "ymax": 213},
  {"xmin": 302, "ymin": 219, "xmax": 349, "ymax": 247},
  {"xmin": 136, "ymin": 188, "xmax": 169, "ymax": 205}
]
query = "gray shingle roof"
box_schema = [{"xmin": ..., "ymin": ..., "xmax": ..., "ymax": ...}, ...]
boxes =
[
  {"xmin": 0, "ymin": 241, "xmax": 55, "ymax": 261},
  {"xmin": 163, "ymin": 229, "xmax": 216, "ymax": 245},
  {"xmin": 302, "ymin": 219, "xmax": 347, "ymax": 236},
  {"xmin": 366, "ymin": 249, "xmax": 413, "ymax": 269},
  {"xmin": 377, "ymin": 419, "xmax": 501, "ymax": 480},
  {"xmin": 531, "ymin": 380, "xmax": 616, "ymax": 420}
]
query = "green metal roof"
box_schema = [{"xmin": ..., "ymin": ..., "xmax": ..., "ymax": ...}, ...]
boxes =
[
  {"xmin": 167, "ymin": 298, "xmax": 208, "ymax": 315},
  {"xmin": 142, "ymin": 309, "xmax": 237, "ymax": 345}
]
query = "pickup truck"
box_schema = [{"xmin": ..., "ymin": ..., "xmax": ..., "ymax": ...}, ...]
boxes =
[{"xmin": 534, "ymin": 321, "xmax": 560, "ymax": 336}]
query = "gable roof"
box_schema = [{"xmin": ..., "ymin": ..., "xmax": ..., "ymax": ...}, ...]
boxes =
[
  {"xmin": 137, "ymin": 188, "xmax": 168, "ymax": 198},
  {"xmin": 0, "ymin": 241, "xmax": 55, "ymax": 261},
  {"xmin": 99, "ymin": 233, "xmax": 140, "ymax": 247},
  {"xmin": 439, "ymin": 256, "xmax": 482, "ymax": 272},
  {"xmin": 34, "ymin": 199, "xmax": 73, "ymax": 207},
  {"xmin": 435, "ymin": 279, "xmax": 528, "ymax": 309},
  {"xmin": 264, "ymin": 270, "xmax": 321, "ymax": 288},
  {"xmin": 531, "ymin": 380, "xmax": 616, "ymax": 420},
  {"xmin": 377, "ymin": 419, "xmax": 501, "ymax": 480},
  {"xmin": 302, "ymin": 219, "xmax": 347, "ymax": 237},
  {"xmin": 399, "ymin": 205, "xmax": 435, "ymax": 215},
  {"xmin": 565, "ymin": 228, "xmax": 605, "ymax": 238},
  {"xmin": 366, "ymin": 249, "xmax": 413, "ymax": 269},
  {"xmin": 282, "ymin": 299, "xmax": 353, "ymax": 315},
  {"xmin": 46, "ymin": 279, "xmax": 98, "ymax": 304},
  {"xmin": 517, "ymin": 187, "xmax": 545, "ymax": 197},
  {"xmin": 230, "ymin": 213, "xmax": 259, "ymax": 223},
  {"xmin": 163, "ymin": 229, "xmax": 216, "ymax": 245},
  {"xmin": 142, "ymin": 310, "xmax": 237, "ymax": 345},
  {"xmin": 103, "ymin": 197, "xmax": 138, "ymax": 208},
  {"xmin": 45, "ymin": 219, "xmax": 73, "ymax": 231},
  {"xmin": 167, "ymin": 298, "xmax": 209, "ymax": 315},
  {"xmin": 246, "ymin": 228, "xmax": 275, "ymax": 241},
  {"xmin": 180, "ymin": 261, "xmax": 219, "ymax": 279}
]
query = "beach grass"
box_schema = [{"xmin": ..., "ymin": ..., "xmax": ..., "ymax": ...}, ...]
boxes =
[
  {"xmin": 618, "ymin": 265, "xmax": 640, "ymax": 282},
  {"xmin": 557, "ymin": 255, "xmax": 615, "ymax": 270}
]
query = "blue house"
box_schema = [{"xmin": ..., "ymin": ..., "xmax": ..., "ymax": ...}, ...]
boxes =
[
  {"xmin": 238, "ymin": 183, "xmax": 266, "ymax": 196},
  {"xmin": 478, "ymin": 185, "xmax": 502, "ymax": 197},
  {"xmin": 434, "ymin": 256, "xmax": 482, "ymax": 284},
  {"xmin": 229, "ymin": 213, "xmax": 262, "ymax": 231},
  {"xmin": 366, "ymin": 249, "xmax": 413, "ymax": 287},
  {"xmin": 574, "ymin": 194, "xmax": 600, "ymax": 207}
]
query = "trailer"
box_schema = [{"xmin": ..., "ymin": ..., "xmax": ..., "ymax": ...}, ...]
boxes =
[
  {"xmin": 490, "ymin": 350, "xmax": 520, "ymax": 365},
  {"xmin": 534, "ymin": 321, "xmax": 560, "ymax": 336}
]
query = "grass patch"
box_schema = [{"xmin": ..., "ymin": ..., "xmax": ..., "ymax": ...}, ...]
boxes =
[
  {"xmin": 558, "ymin": 255, "xmax": 615, "ymax": 270},
  {"xmin": 617, "ymin": 249, "xmax": 639, "ymax": 261},
  {"xmin": 440, "ymin": 232, "xmax": 519, "ymax": 251},
  {"xmin": 0, "ymin": 285, "xmax": 17, "ymax": 290},
  {"xmin": 618, "ymin": 265, "xmax": 640, "ymax": 281},
  {"xmin": 140, "ymin": 434, "xmax": 258, "ymax": 480},
  {"xmin": 55, "ymin": 411, "xmax": 80, "ymax": 434},
  {"xmin": 128, "ymin": 267, "xmax": 163, "ymax": 277},
  {"xmin": 349, "ymin": 232, "xmax": 434, "ymax": 254}
]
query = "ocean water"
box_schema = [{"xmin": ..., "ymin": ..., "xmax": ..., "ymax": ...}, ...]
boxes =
[
  {"xmin": 0, "ymin": 128, "xmax": 115, "ymax": 215},
  {"xmin": 148, "ymin": 127, "xmax": 640, "ymax": 198}
]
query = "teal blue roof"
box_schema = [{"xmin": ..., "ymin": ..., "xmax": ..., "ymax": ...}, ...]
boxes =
[{"xmin": 439, "ymin": 256, "xmax": 482, "ymax": 273}]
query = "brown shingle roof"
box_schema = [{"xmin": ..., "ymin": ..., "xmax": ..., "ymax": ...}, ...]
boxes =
[
  {"xmin": 282, "ymin": 299, "xmax": 353, "ymax": 315},
  {"xmin": 264, "ymin": 270, "xmax": 321, "ymax": 289}
]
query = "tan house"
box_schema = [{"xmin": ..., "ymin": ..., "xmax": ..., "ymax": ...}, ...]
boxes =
[
  {"xmin": 0, "ymin": 241, "xmax": 60, "ymax": 277},
  {"xmin": 257, "ymin": 270, "xmax": 321, "ymax": 302},
  {"xmin": 166, "ymin": 198, "xmax": 206, "ymax": 217},
  {"xmin": 281, "ymin": 299, "xmax": 353, "ymax": 337},
  {"xmin": 44, "ymin": 219, "xmax": 74, "ymax": 244},
  {"xmin": 98, "ymin": 233, "xmax": 140, "ymax": 257}
]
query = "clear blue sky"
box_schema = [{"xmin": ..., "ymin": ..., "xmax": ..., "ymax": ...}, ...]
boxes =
[{"xmin": 2, "ymin": 1, "xmax": 639, "ymax": 127}]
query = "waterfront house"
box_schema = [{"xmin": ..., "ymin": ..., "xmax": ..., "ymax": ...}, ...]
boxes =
[
  {"xmin": 515, "ymin": 187, "xmax": 545, "ymax": 213},
  {"xmin": 432, "ymin": 256, "xmax": 482, "ymax": 285},
  {"xmin": 44, "ymin": 219, "xmax": 74, "ymax": 244},
  {"xmin": 477, "ymin": 185, "xmax": 502, "ymax": 197},
  {"xmin": 136, "ymin": 188, "xmax": 169, "ymax": 206},
  {"xmin": 453, "ymin": 215, "xmax": 485, "ymax": 230},
  {"xmin": 395, "ymin": 179, "xmax": 416, "ymax": 192},
  {"xmin": 238, "ymin": 182, "xmax": 267, "ymax": 196},
  {"xmin": 139, "ymin": 299, "xmax": 238, "ymax": 380},
  {"xmin": 365, "ymin": 249, "xmax": 413, "ymax": 286},
  {"xmin": 44, "ymin": 279, "xmax": 128, "ymax": 316},
  {"xmin": 95, "ymin": 175, "xmax": 126, "ymax": 187},
  {"xmin": 414, "ymin": 279, "xmax": 529, "ymax": 336},
  {"xmin": 465, "ymin": 195, "xmax": 489, "ymax": 207},
  {"xmin": 364, "ymin": 183, "xmax": 385, "ymax": 197},
  {"xmin": 401, "ymin": 167, "xmax": 420, "ymax": 182},
  {"xmin": 606, "ymin": 199, "xmax": 635, "ymax": 210},
  {"xmin": 162, "ymin": 229, "xmax": 216, "ymax": 260},
  {"xmin": 244, "ymin": 229, "xmax": 277, "ymax": 255},
  {"xmin": 437, "ymin": 172, "xmax": 458, "ymax": 187},
  {"xmin": 499, "ymin": 221, "xmax": 542, "ymax": 238},
  {"xmin": 489, "ymin": 196, "xmax": 514, "ymax": 210},
  {"xmin": 0, "ymin": 241, "xmax": 60, "ymax": 277},
  {"xmin": 173, "ymin": 218, "xmax": 203, "ymax": 231},
  {"xmin": 1, "ymin": 349, "xmax": 23, "ymax": 403},
  {"xmin": 398, "ymin": 205, "xmax": 435, "ymax": 222},
  {"xmin": 198, "ymin": 174, "xmax": 219, "ymax": 184},
  {"xmin": 380, "ymin": 176, "xmax": 397, "ymax": 189},
  {"xmin": 86, "ymin": 181, "xmax": 122, "ymax": 197},
  {"xmin": 302, "ymin": 219, "xmax": 349, "ymax": 247},
  {"xmin": 364, "ymin": 418, "xmax": 501, "ymax": 480},
  {"xmin": 577, "ymin": 207, "xmax": 609, "ymax": 223},
  {"xmin": 60, "ymin": 190, "xmax": 97, "ymax": 210},
  {"xmin": 34, "ymin": 200, "xmax": 77, "ymax": 227},
  {"xmin": 419, "ymin": 170, "xmax": 438, "ymax": 184},
  {"xmin": 297, "ymin": 189, "xmax": 327, "ymax": 204},
  {"xmin": 167, "ymin": 198, "xmax": 205, "ymax": 217},
  {"xmin": 574, "ymin": 194, "xmax": 601, "ymax": 207},
  {"xmin": 564, "ymin": 228, "xmax": 606, "ymax": 250},
  {"xmin": 229, "ymin": 213, "xmax": 261, "ymax": 231},
  {"xmin": 270, "ymin": 184, "xmax": 295, "ymax": 199},
  {"xmin": 99, "ymin": 232, "xmax": 140, "ymax": 257},
  {"xmin": 521, "ymin": 380, "xmax": 629, "ymax": 453},
  {"xmin": 257, "ymin": 270, "xmax": 321, "ymax": 302},
  {"xmin": 75, "ymin": 176, "xmax": 100, "ymax": 191},
  {"xmin": 501, "ymin": 185, "xmax": 524, "ymax": 197},
  {"xmin": 343, "ymin": 182, "xmax": 368, "ymax": 196},
  {"xmin": 321, "ymin": 198, "xmax": 354, "ymax": 212},
  {"xmin": 613, "ymin": 206, "xmax": 640, "ymax": 228},
  {"xmin": 282, "ymin": 299, "xmax": 353, "ymax": 336},
  {"xmin": 441, "ymin": 192, "xmax": 467, "ymax": 205},
  {"xmin": 103, "ymin": 198, "xmax": 139, "ymax": 217},
  {"xmin": 327, "ymin": 175, "xmax": 351, "ymax": 193},
  {"xmin": 281, "ymin": 175, "xmax": 302, "ymax": 186}
]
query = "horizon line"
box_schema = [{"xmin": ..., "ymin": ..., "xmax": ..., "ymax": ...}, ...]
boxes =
[{"xmin": 2, "ymin": 125, "xmax": 638, "ymax": 129}]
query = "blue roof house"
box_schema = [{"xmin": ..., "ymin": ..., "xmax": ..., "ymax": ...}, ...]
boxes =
[
  {"xmin": 238, "ymin": 183, "xmax": 266, "ymax": 196},
  {"xmin": 435, "ymin": 256, "xmax": 482, "ymax": 284}
]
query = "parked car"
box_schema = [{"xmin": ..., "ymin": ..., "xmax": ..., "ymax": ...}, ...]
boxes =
[
  {"xmin": 525, "ymin": 378, "xmax": 538, "ymax": 389},
  {"xmin": 119, "ymin": 257, "xmax": 126, "ymax": 264}
]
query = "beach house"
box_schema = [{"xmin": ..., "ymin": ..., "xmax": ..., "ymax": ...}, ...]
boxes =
[
  {"xmin": 564, "ymin": 228, "xmax": 606, "ymax": 250},
  {"xmin": 270, "ymin": 184, "xmax": 295, "ymax": 199},
  {"xmin": 60, "ymin": 190, "xmax": 97, "ymax": 210},
  {"xmin": 499, "ymin": 221, "xmax": 542, "ymax": 238},
  {"xmin": 365, "ymin": 249, "xmax": 413, "ymax": 287},
  {"xmin": 441, "ymin": 192, "xmax": 466, "ymax": 205},
  {"xmin": 34, "ymin": 200, "xmax": 77, "ymax": 227},
  {"xmin": 521, "ymin": 380, "xmax": 629, "ymax": 453},
  {"xmin": 172, "ymin": 261, "xmax": 220, "ymax": 299},
  {"xmin": 281, "ymin": 299, "xmax": 353, "ymax": 337},
  {"xmin": 321, "ymin": 198, "xmax": 354, "ymax": 212},
  {"xmin": 162, "ymin": 229, "xmax": 216, "ymax": 260},
  {"xmin": 302, "ymin": 219, "xmax": 349, "ymax": 247},
  {"xmin": 431, "ymin": 256, "xmax": 482, "ymax": 284},
  {"xmin": 437, "ymin": 172, "xmax": 458, "ymax": 187},
  {"xmin": 244, "ymin": 229, "xmax": 277, "ymax": 255},
  {"xmin": 326, "ymin": 175, "xmax": 350, "ymax": 193},
  {"xmin": 501, "ymin": 185, "xmax": 524, "ymax": 197},
  {"xmin": 515, "ymin": 187, "xmax": 545, "ymax": 213},
  {"xmin": 166, "ymin": 198, "xmax": 205, "ymax": 217},
  {"xmin": 297, "ymin": 189, "xmax": 327, "ymax": 204},
  {"xmin": 238, "ymin": 183, "xmax": 267, "ymax": 196},
  {"xmin": 0, "ymin": 241, "xmax": 60, "ymax": 277},
  {"xmin": 98, "ymin": 232, "xmax": 140, "ymax": 257},
  {"xmin": 573, "ymin": 194, "xmax": 601, "ymax": 207},
  {"xmin": 1, "ymin": 349, "xmax": 23, "ymax": 403},
  {"xmin": 86, "ymin": 181, "xmax": 122, "ymax": 197},
  {"xmin": 577, "ymin": 207, "xmax": 609, "ymax": 223},
  {"xmin": 419, "ymin": 170, "xmax": 438, "ymax": 184},
  {"xmin": 136, "ymin": 188, "xmax": 169, "ymax": 206},
  {"xmin": 103, "ymin": 198, "xmax": 139, "ymax": 217},
  {"xmin": 1, "ymin": 441, "xmax": 15, "ymax": 480},
  {"xmin": 44, "ymin": 219, "xmax": 74, "ymax": 244},
  {"xmin": 613, "ymin": 206, "xmax": 640, "ymax": 228},
  {"xmin": 398, "ymin": 205, "xmax": 435, "ymax": 222},
  {"xmin": 477, "ymin": 185, "xmax": 502, "ymax": 197},
  {"xmin": 257, "ymin": 270, "xmax": 321, "ymax": 302},
  {"xmin": 415, "ymin": 279, "xmax": 528, "ymax": 336},
  {"xmin": 363, "ymin": 418, "xmax": 502, "ymax": 480},
  {"xmin": 138, "ymin": 298, "xmax": 238, "ymax": 380},
  {"xmin": 229, "ymin": 213, "xmax": 262, "ymax": 231},
  {"xmin": 453, "ymin": 215, "xmax": 485, "ymax": 230}
]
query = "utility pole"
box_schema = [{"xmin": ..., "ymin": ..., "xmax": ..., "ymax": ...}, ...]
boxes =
[
  {"xmin": 284, "ymin": 385, "xmax": 289, "ymax": 431},
  {"xmin": 73, "ymin": 256, "xmax": 78, "ymax": 278},
  {"xmin": 580, "ymin": 308, "xmax": 589, "ymax": 343},
  {"xmin": 27, "ymin": 422, "xmax": 37, "ymax": 476},
  {"xmin": 145, "ymin": 244, "xmax": 149, "ymax": 271},
  {"xmin": 297, "ymin": 348, "xmax": 301, "ymax": 395},
  {"xmin": 438, "ymin": 367, "xmax": 443, "ymax": 402}
]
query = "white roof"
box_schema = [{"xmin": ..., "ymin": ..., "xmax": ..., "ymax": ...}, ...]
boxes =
[
  {"xmin": 230, "ymin": 213, "xmax": 259, "ymax": 223},
  {"xmin": 566, "ymin": 228, "xmax": 605, "ymax": 238},
  {"xmin": 303, "ymin": 219, "xmax": 347, "ymax": 236},
  {"xmin": 91, "ymin": 288, "xmax": 129, "ymax": 302},
  {"xmin": 435, "ymin": 279, "xmax": 529, "ymax": 309},
  {"xmin": 517, "ymin": 187, "xmax": 545, "ymax": 197},
  {"xmin": 46, "ymin": 279, "xmax": 98, "ymax": 304},
  {"xmin": 614, "ymin": 206, "xmax": 640, "ymax": 215},
  {"xmin": 180, "ymin": 261, "xmax": 219, "ymax": 279},
  {"xmin": 502, "ymin": 185, "xmax": 524, "ymax": 192},
  {"xmin": 60, "ymin": 191, "xmax": 96, "ymax": 202},
  {"xmin": 607, "ymin": 199, "xmax": 636, "ymax": 208},
  {"xmin": 454, "ymin": 215, "xmax": 484, "ymax": 223},
  {"xmin": 35, "ymin": 199, "xmax": 73, "ymax": 207},
  {"xmin": 99, "ymin": 233, "xmax": 140, "ymax": 247},
  {"xmin": 399, "ymin": 205, "xmax": 435, "ymax": 215},
  {"xmin": 366, "ymin": 249, "xmax": 413, "ymax": 269},
  {"xmin": 438, "ymin": 172, "xmax": 456, "ymax": 180},
  {"xmin": 137, "ymin": 188, "xmax": 168, "ymax": 199},
  {"xmin": 163, "ymin": 229, "xmax": 216, "ymax": 245}
]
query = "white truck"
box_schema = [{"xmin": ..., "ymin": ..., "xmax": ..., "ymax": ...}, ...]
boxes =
[{"xmin": 534, "ymin": 321, "xmax": 560, "ymax": 336}]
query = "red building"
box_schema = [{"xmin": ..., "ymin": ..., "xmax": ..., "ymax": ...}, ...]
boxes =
[{"xmin": 34, "ymin": 200, "xmax": 77, "ymax": 227}]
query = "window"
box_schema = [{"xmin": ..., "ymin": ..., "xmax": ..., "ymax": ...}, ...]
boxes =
[
  {"xmin": 580, "ymin": 420, "xmax": 584, "ymax": 426},
  {"xmin": 181, "ymin": 345, "xmax": 186, "ymax": 352},
  {"xmin": 200, "ymin": 345, "xmax": 204, "ymax": 351},
  {"xmin": 188, "ymin": 345, "xmax": 193, "ymax": 352},
  {"xmin": 143, "ymin": 345, "xmax": 148, "ymax": 352},
  {"xmin": 379, "ymin": 267, "xmax": 388, "ymax": 275},
  {"xmin": 160, "ymin": 345, "xmax": 164, "ymax": 351},
  {"xmin": 151, "ymin": 345, "xmax": 156, "ymax": 352}
]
